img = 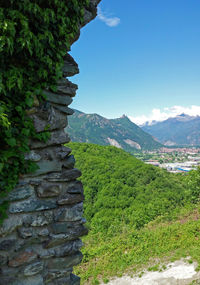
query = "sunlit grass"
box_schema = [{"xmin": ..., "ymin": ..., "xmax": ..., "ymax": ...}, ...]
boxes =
[{"xmin": 75, "ymin": 203, "xmax": 200, "ymax": 284}]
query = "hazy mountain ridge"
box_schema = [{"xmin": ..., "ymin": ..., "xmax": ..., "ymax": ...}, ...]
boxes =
[
  {"xmin": 66, "ymin": 110, "xmax": 162, "ymax": 151},
  {"xmin": 142, "ymin": 113, "xmax": 200, "ymax": 146}
]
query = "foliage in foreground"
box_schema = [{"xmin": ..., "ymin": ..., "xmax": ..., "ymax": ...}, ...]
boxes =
[
  {"xmin": 0, "ymin": 0, "xmax": 88, "ymax": 222},
  {"xmin": 67, "ymin": 143, "xmax": 200, "ymax": 284}
]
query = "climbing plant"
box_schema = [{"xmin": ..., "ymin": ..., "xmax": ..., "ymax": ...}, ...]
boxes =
[{"xmin": 0, "ymin": 0, "xmax": 88, "ymax": 223}]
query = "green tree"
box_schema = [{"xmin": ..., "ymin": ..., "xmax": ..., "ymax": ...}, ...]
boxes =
[{"xmin": 187, "ymin": 167, "xmax": 200, "ymax": 203}]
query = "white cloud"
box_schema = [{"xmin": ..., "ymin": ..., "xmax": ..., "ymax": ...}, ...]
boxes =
[
  {"xmin": 97, "ymin": 8, "xmax": 120, "ymax": 27},
  {"xmin": 129, "ymin": 105, "xmax": 200, "ymax": 126}
]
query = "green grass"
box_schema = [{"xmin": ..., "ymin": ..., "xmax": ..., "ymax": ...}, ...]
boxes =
[{"xmin": 75, "ymin": 203, "xmax": 200, "ymax": 284}]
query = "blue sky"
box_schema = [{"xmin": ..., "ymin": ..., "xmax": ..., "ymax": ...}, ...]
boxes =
[{"xmin": 70, "ymin": 0, "xmax": 200, "ymax": 124}]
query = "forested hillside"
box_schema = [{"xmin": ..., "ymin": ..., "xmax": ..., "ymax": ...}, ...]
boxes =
[
  {"xmin": 67, "ymin": 143, "xmax": 200, "ymax": 284},
  {"xmin": 66, "ymin": 110, "xmax": 162, "ymax": 151},
  {"xmin": 69, "ymin": 142, "xmax": 187, "ymax": 230}
]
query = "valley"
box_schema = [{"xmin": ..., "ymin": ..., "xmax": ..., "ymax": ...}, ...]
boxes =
[
  {"xmin": 64, "ymin": 108, "xmax": 200, "ymax": 284},
  {"xmin": 135, "ymin": 147, "xmax": 200, "ymax": 173},
  {"xmin": 67, "ymin": 109, "xmax": 200, "ymax": 173},
  {"xmin": 66, "ymin": 110, "xmax": 200, "ymax": 284}
]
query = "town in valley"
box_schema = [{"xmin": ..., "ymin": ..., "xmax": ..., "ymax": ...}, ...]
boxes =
[{"xmin": 135, "ymin": 147, "xmax": 200, "ymax": 173}]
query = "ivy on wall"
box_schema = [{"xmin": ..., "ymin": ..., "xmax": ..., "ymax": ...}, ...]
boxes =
[{"xmin": 0, "ymin": 0, "xmax": 88, "ymax": 223}]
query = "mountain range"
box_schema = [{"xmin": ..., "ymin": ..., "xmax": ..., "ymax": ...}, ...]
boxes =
[
  {"xmin": 142, "ymin": 113, "xmax": 200, "ymax": 146},
  {"xmin": 66, "ymin": 110, "xmax": 162, "ymax": 151}
]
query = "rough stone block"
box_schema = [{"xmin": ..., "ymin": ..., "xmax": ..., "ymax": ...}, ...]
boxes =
[
  {"xmin": 37, "ymin": 247, "xmax": 55, "ymax": 259},
  {"xmin": 24, "ymin": 261, "xmax": 44, "ymax": 276},
  {"xmin": 0, "ymin": 185, "xmax": 35, "ymax": 205},
  {"xmin": 36, "ymin": 145, "xmax": 58, "ymax": 161},
  {"xmin": 62, "ymin": 155, "xmax": 75, "ymax": 169},
  {"xmin": 56, "ymin": 146, "xmax": 72, "ymax": 160},
  {"xmin": 53, "ymin": 239, "xmax": 83, "ymax": 257},
  {"xmin": 65, "ymin": 181, "xmax": 84, "ymax": 194},
  {"xmin": 27, "ymin": 211, "xmax": 54, "ymax": 227},
  {"xmin": 9, "ymin": 250, "xmax": 37, "ymax": 267},
  {"xmin": 0, "ymin": 215, "xmax": 23, "ymax": 237},
  {"xmin": 44, "ymin": 225, "xmax": 87, "ymax": 248},
  {"xmin": 0, "ymin": 239, "xmax": 16, "ymax": 250},
  {"xmin": 31, "ymin": 130, "xmax": 70, "ymax": 149},
  {"xmin": 31, "ymin": 106, "xmax": 67, "ymax": 133},
  {"xmin": 10, "ymin": 185, "xmax": 35, "ymax": 201},
  {"xmin": 54, "ymin": 203, "xmax": 83, "ymax": 222},
  {"xmin": 0, "ymin": 252, "xmax": 8, "ymax": 266},
  {"xmin": 83, "ymin": 8, "xmax": 94, "ymax": 25},
  {"xmin": 18, "ymin": 227, "xmax": 34, "ymax": 239},
  {"xmin": 53, "ymin": 104, "xmax": 74, "ymax": 115},
  {"xmin": 38, "ymin": 228, "xmax": 49, "ymax": 237},
  {"xmin": 34, "ymin": 145, "xmax": 71, "ymax": 162},
  {"xmin": 17, "ymin": 228, "xmax": 49, "ymax": 251},
  {"xmin": 63, "ymin": 53, "xmax": 79, "ymax": 77},
  {"xmin": 36, "ymin": 183, "xmax": 61, "ymax": 198},
  {"xmin": 43, "ymin": 90, "xmax": 73, "ymax": 106},
  {"xmin": 57, "ymin": 78, "xmax": 78, "ymax": 97},
  {"xmin": 31, "ymin": 160, "xmax": 63, "ymax": 176},
  {"xmin": 57, "ymin": 193, "xmax": 84, "ymax": 205},
  {"xmin": 44, "ymin": 268, "xmax": 72, "ymax": 284},
  {"xmin": 51, "ymin": 222, "xmax": 76, "ymax": 234},
  {"xmin": 46, "ymin": 169, "xmax": 81, "ymax": 182},
  {"xmin": 46, "ymin": 252, "xmax": 82, "ymax": 270},
  {"xmin": 24, "ymin": 151, "xmax": 42, "ymax": 162},
  {"xmin": 9, "ymin": 199, "xmax": 57, "ymax": 214}
]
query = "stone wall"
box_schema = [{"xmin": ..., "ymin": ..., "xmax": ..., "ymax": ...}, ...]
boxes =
[{"xmin": 0, "ymin": 1, "xmax": 101, "ymax": 284}]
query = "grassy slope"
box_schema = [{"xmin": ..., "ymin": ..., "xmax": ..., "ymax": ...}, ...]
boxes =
[
  {"xmin": 77, "ymin": 204, "xmax": 200, "ymax": 284},
  {"xmin": 66, "ymin": 142, "xmax": 200, "ymax": 284}
]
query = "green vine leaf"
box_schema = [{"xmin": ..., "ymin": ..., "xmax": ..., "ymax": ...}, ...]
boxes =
[{"xmin": 0, "ymin": 0, "xmax": 88, "ymax": 223}]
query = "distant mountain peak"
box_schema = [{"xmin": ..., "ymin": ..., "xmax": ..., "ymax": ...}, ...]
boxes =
[
  {"xmin": 66, "ymin": 109, "xmax": 162, "ymax": 151},
  {"xmin": 174, "ymin": 113, "xmax": 196, "ymax": 122},
  {"xmin": 119, "ymin": 114, "xmax": 133, "ymax": 123},
  {"xmin": 142, "ymin": 114, "xmax": 200, "ymax": 145},
  {"xmin": 142, "ymin": 113, "xmax": 199, "ymax": 126},
  {"xmin": 179, "ymin": 113, "xmax": 187, "ymax": 117},
  {"xmin": 121, "ymin": 114, "xmax": 128, "ymax": 118}
]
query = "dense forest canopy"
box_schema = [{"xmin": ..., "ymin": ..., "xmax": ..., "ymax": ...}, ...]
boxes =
[{"xmin": 68, "ymin": 142, "xmax": 198, "ymax": 233}]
